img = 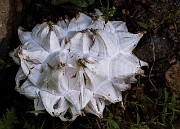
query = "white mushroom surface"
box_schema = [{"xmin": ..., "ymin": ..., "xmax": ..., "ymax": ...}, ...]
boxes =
[{"xmin": 10, "ymin": 10, "xmax": 148, "ymax": 121}]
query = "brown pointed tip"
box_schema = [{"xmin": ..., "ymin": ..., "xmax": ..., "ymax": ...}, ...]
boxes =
[
  {"xmin": 18, "ymin": 26, "xmax": 26, "ymax": 31},
  {"xmin": 76, "ymin": 12, "xmax": 81, "ymax": 19},
  {"xmin": 15, "ymin": 85, "xmax": 20, "ymax": 92},
  {"xmin": 80, "ymin": 111, "xmax": 85, "ymax": 116},
  {"xmin": 136, "ymin": 68, "xmax": 145, "ymax": 75},
  {"xmin": 140, "ymin": 31, "xmax": 147, "ymax": 35},
  {"xmin": 99, "ymin": 113, "xmax": 103, "ymax": 119},
  {"xmin": 120, "ymin": 102, "xmax": 126, "ymax": 111},
  {"xmin": 47, "ymin": 21, "xmax": 54, "ymax": 30},
  {"xmin": 137, "ymin": 31, "xmax": 147, "ymax": 37}
]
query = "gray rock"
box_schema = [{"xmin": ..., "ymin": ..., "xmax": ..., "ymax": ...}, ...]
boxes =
[
  {"xmin": 134, "ymin": 33, "xmax": 173, "ymax": 63},
  {"xmin": 165, "ymin": 63, "xmax": 180, "ymax": 98},
  {"xmin": 0, "ymin": 0, "xmax": 22, "ymax": 58},
  {"xmin": 0, "ymin": 0, "xmax": 13, "ymax": 58}
]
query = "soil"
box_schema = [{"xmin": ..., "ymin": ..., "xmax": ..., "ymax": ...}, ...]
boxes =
[{"xmin": 0, "ymin": 0, "xmax": 179, "ymax": 129}]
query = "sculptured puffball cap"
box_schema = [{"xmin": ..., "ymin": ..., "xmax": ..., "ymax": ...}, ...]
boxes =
[{"xmin": 10, "ymin": 9, "xmax": 148, "ymax": 121}]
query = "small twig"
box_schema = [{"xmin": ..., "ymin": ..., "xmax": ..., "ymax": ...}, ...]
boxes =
[
  {"xmin": 99, "ymin": 0, "xmax": 103, "ymax": 6},
  {"xmin": 123, "ymin": 91, "xmax": 129, "ymax": 105},
  {"xmin": 148, "ymin": 35, "xmax": 157, "ymax": 91}
]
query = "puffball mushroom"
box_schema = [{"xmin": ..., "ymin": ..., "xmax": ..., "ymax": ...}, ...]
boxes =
[{"xmin": 10, "ymin": 10, "xmax": 148, "ymax": 121}]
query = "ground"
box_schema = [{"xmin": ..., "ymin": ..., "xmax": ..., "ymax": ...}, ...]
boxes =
[{"xmin": 0, "ymin": 0, "xmax": 179, "ymax": 129}]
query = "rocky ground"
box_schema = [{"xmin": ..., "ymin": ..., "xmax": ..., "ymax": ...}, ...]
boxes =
[{"xmin": 0, "ymin": 0, "xmax": 179, "ymax": 129}]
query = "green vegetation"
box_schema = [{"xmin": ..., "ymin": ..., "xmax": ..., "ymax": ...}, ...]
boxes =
[
  {"xmin": 0, "ymin": 58, "xmax": 11, "ymax": 70},
  {"xmin": 102, "ymin": 85, "xmax": 180, "ymax": 129},
  {"xmin": 0, "ymin": 108, "xmax": 17, "ymax": 129}
]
